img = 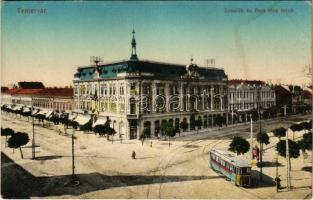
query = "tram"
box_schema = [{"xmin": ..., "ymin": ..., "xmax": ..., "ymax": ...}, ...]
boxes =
[{"xmin": 209, "ymin": 149, "xmax": 252, "ymax": 187}]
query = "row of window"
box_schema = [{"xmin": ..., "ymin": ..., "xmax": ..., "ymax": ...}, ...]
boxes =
[
  {"xmin": 210, "ymin": 153, "xmax": 250, "ymax": 175},
  {"xmin": 229, "ymin": 90, "xmax": 275, "ymax": 100}
]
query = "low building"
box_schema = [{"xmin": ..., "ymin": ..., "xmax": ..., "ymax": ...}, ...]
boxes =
[
  {"xmin": 32, "ymin": 87, "xmax": 74, "ymax": 112},
  {"xmin": 228, "ymin": 79, "xmax": 276, "ymax": 123},
  {"xmin": 1, "ymin": 86, "xmax": 74, "ymax": 112}
]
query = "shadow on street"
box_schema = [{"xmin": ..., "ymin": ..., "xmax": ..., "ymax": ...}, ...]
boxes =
[{"xmin": 1, "ymin": 153, "xmax": 221, "ymax": 198}]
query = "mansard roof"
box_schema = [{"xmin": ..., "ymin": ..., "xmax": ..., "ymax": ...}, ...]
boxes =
[
  {"xmin": 74, "ymin": 59, "xmax": 227, "ymax": 82},
  {"xmin": 228, "ymin": 79, "xmax": 266, "ymax": 85}
]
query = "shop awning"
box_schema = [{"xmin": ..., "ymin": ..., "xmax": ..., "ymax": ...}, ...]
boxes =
[
  {"xmin": 36, "ymin": 110, "xmax": 48, "ymax": 116},
  {"xmin": 74, "ymin": 115, "xmax": 91, "ymax": 126},
  {"xmin": 32, "ymin": 109, "xmax": 40, "ymax": 115},
  {"xmin": 68, "ymin": 113, "xmax": 77, "ymax": 121},
  {"xmin": 92, "ymin": 118, "xmax": 107, "ymax": 128},
  {"xmin": 22, "ymin": 107, "xmax": 31, "ymax": 113},
  {"xmin": 12, "ymin": 105, "xmax": 23, "ymax": 111},
  {"xmin": 45, "ymin": 111, "xmax": 53, "ymax": 118}
]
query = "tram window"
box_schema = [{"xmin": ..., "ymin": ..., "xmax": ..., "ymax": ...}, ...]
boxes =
[{"xmin": 241, "ymin": 168, "xmax": 249, "ymax": 174}]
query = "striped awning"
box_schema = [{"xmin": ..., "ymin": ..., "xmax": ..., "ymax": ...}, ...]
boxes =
[
  {"xmin": 68, "ymin": 113, "xmax": 78, "ymax": 121},
  {"xmin": 92, "ymin": 118, "xmax": 107, "ymax": 128},
  {"xmin": 32, "ymin": 109, "xmax": 40, "ymax": 115},
  {"xmin": 74, "ymin": 115, "xmax": 91, "ymax": 126},
  {"xmin": 36, "ymin": 110, "xmax": 48, "ymax": 116},
  {"xmin": 45, "ymin": 111, "xmax": 53, "ymax": 118},
  {"xmin": 22, "ymin": 107, "xmax": 31, "ymax": 113}
]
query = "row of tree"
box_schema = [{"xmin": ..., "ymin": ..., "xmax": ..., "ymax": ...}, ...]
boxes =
[{"xmin": 228, "ymin": 120, "xmax": 312, "ymax": 167}]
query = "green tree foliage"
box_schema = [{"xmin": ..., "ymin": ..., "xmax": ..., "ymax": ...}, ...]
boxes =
[
  {"xmin": 140, "ymin": 127, "xmax": 151, "ymax": 141},
  {"xmin": 164, "ymin": 122, "xmax": 176, "ymax": 147},
  {"xmin": 179, "ymin": 121, "xmax": 188, "ymax": 132},
  {"xmin": 290, "ymin": 124, "xmax": 303, "ymax": 132},
  {"xmin": 276, "ymin": 139, "xmax": 300, "ymax": 159},
  {"xmin": 8, "ymin": 132, "xmax": 29, "ymax": 159},
  {"xmin": 195, "ymin": 119, "xmax": 203, "ymax": 129},
  {"xmin": 272, "ymin": 127, "xmax": 287, "ymax": 139},
  {"xmin": 299, "ymin": 121, "xmax": 312, "ymax": 131},
  {"xmin": 297, "ymin": 132, "xmax": 312, "ymax": 152},
  {"xmin": 229, "ymin": 136, "xmax": 250, "ymax": 155},
  {"xmin": 257, "ymin": 132, "xmax": 270, "ymax": 145},
  {"xmin": 215, "ymin": 115, "xmax": 226, "ymax": 127},
  {"xmin": 1, "ymin": 128, "xmax": 14, "ymax": 147}
]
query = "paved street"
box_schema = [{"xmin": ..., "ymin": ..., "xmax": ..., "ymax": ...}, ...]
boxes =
[{"xmin": 1, "ymin": 113, "xmax": 312, "ymax": 199}]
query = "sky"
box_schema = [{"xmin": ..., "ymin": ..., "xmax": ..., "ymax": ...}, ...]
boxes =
[{"xmin": 1, "ymin": 1, "xmax": 311, "ymax": 87}]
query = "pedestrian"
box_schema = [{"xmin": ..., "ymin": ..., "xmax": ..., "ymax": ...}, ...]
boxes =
[
  {"xmin": 150, "ymin": 141, "xmax": 153, "ymax": 147},
  {"xmin": 132, "ymin": 151, "xmax": 136, "ymax": 159},
  {"xmin": 275, "ymin": 176, "xmax": 281, "ymax": 191}
]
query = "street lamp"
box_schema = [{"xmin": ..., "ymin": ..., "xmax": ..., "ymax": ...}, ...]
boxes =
[
  {"xmin": 31, "ymin": 103, "xmax": 36, "ymax": 160},
  {"xmin": 71, "ymin": 128, "xmax": 79, "ymax": 186}
]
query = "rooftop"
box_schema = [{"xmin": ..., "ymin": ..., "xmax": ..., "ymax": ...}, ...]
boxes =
[
  {"xmin": 210, "ymin": 149, "xmax": 251, "ymax": 168},
  {"xmin": 18, "ymin": 81, "xmax": 45, "ymax": 89},
  {"xmin": 228, "ymin": 79, "xmax": 266, "ymax": 85},
  {"xmin": 75, "ymin": 59, "xmax": 228, "ymax": 82}
]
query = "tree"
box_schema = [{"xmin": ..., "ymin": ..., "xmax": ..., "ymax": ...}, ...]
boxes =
[
  {"xmin": 276, "ymin": 139, "xmax": 300, "ymax": 159},
  {"xmin": 179, "ymin": 121, "xmax": 188, "ymax": 132},
  {"xmin": 215, "ymin": 115, "xmax": 225, "ymax": 127},
  {"xmin": 297, "ymin": 132, "xmax": 312, "ymax": 153},
  {"xmin": 140, "ymin": 127, "xmax": 151, "ymax": 145},
  {"xmin": 8, "ymin": 132, "xmax": 29, "ymax": 159},
  {"xmin": 256, "ymin": 131, "xmax": 270, "ymax": 182},
  {"xmin": 195, "ymin": 119, "xmax": 203, "ymax": 134},
  {"xmin": 229, "ymin": 136, "xmax": 250, "ymax": 155},
  {"xmin": 1, "ymin": 128, "xmax": 14, "ymax": 147},
  {"xmin": 290, "ymin": 123, "xmax": 303, "ymax": 140},
  {"xmin": 164, "ymin": 122, "xmax": 176, "ymax": 147},
  {"xmin": 106, "ymin": 126, "xmax": 116, "ymax": 144},
  {"xmin": 299, "ymin": 121, "xmax": 312, "ymax": 132},
  {"xmin": 272, "ymin": 127, "xmax": 287, "ymax": 139}
]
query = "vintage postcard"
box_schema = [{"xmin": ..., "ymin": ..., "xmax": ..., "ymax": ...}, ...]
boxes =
[{"xmin": 1, "ymin": 1, "xmax": 312, "ymax": 199}]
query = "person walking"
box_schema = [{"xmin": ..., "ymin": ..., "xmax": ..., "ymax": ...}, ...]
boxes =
[{"xmin": 132, "ymin": 151, "xmax": 136, "ymax": 159}]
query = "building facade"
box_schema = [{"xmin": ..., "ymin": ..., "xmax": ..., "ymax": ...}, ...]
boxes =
[
  {"xmin": 32, "ymin": 88, "xmax": 74, "ymax": 112},
  {"xmin": 228, "ymin": 80, "xmax": 276, "ymax": 123},
  {"xmin": 73, "ymin": 30, "xmax": 228, "ymax": 139},
  {"xmin": 2, "ymin": 86, "xmax": 74, "ymax": 112}
]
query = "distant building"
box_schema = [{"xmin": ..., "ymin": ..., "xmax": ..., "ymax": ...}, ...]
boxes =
[
  {"xmin": 11, "ymin": 89, "xmax": 43, "ymax": 106},
  {"xmin": 73, "ymin": 29, "xmax": 228, "ymax": 140},
  {"xmin": 32, "ymin": 87, "xmax": 74, "ymax": 112},
  {"xmin": 228, "ymin": 79, "xmax": 276, "ymax": 123},
  {"xmin": 303, "ymin": 87, "xmax": 312, "ymax": 105},
  {"xmin": 274, "ymin": 85, "xmax": 292, "ymax": 116},
  {"xmin": 1, "ymin": 86, "xmax": 74, "ymax": 112}
]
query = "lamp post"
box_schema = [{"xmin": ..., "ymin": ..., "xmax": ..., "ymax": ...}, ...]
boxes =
[
  {"xmin": 71, "ymin": 128, "xmax": 79, "ymax": 186},
  {"xmin": 31, "ymin": 103, "xmax": 36, "ymax": 160}
]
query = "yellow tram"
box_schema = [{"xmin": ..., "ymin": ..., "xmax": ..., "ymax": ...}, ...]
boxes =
[{"xmin": 209, "ymin": 149, "xmax": 252, "ymax": 187}]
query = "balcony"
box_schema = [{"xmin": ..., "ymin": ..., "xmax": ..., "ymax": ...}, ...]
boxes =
[{"xmin": 127, "ymin": 113, "xmax": 139, "ymax": 119}]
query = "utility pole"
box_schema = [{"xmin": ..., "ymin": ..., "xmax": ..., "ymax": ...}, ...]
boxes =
[
  {"xmin": 286, "ymin": 129, "xmax": 290, "ymax": 190},
  {"xmin": 32, "ymin": 105, "xmax": 35, "ymax": 159},
  {"xmin": 258, "ymin": 86, "xmax": 263, "ymax": 182},
  {"xmin": 72, "ymin": 128, "xmax": 75, "ymax": 184},
  {"xmin": 250, "ymin": 115, "xmax": 253, "ymax": 161},
  {"xmin": 275, "ymin": 156, "xmax": 279, "ymax": 192}
]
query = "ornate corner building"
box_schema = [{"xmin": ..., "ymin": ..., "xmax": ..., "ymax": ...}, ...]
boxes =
[{"xmin": 73, "ymin": 29, "xmax": 229, "ymax": 140}]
